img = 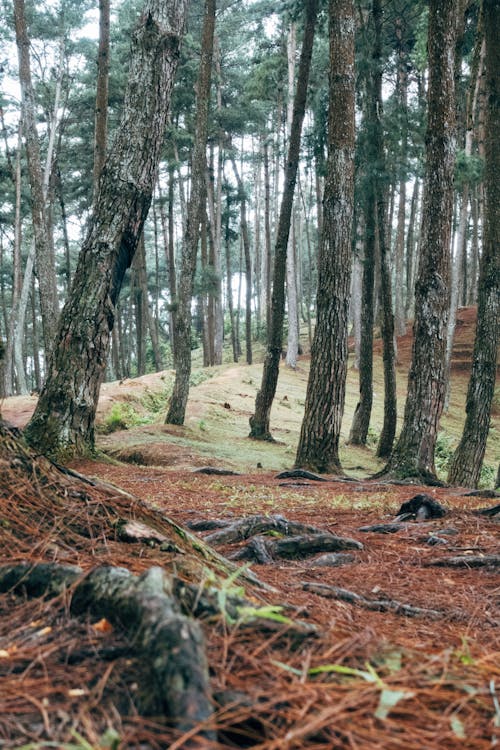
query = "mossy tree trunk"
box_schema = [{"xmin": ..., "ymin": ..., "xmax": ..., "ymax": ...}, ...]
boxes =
[{"xmin": 24, "ymin": 0, "xmax": 188, "ymax": 457}]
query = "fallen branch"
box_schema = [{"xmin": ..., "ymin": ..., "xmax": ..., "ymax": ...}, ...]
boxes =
[
  {"xmin": 0, "ymin": 562, "xmax": 215, "ymax": 738},
  {"xmin": 302, "ymin": 581, "xmax": 444, "ymax": 619}
]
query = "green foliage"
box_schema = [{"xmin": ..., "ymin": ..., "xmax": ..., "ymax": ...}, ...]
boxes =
[
  {"xmin": 100, "ymin": 403, "xmax": 149, "ymax": 434},
  {"xmin": 434, "ymin": 432, "xmax": 455, "ymax": 477},
  {"xmin": 454, "ymin": 150, "xmax": 484, "ymax": 187}
]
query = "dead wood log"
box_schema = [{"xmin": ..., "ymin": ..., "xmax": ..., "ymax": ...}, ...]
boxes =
[
  {"xmin": 204, "ymin": 514, "xmax": 330, "ymax": 545},
  {"xmin": 302, "ymin": 581, "xmax": 444, "ymax": 619},
  {"xmin": 230, "ymin": 533, "xmax": 362, "ymax": 562},
  {"xmin": 0, "ymin": 562, "xmax": 214, "ymax": 737},
  {"xmin": 426, "ymin": 555, "xmax": 500, "ymax": 568}
]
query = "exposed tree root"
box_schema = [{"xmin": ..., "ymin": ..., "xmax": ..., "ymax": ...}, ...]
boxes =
[
  {"xmin": 231, "ymin": 532, "xmax": 362, "ymax": 563},
  {"xmin": 426, "ymin": 555, "xmax": 500, "ymax": 568},
  {"xmin": 0, "ymin": 562, "xmax": 214, "ymax": 738},
  {"xmin": 302, "ymin": 581, "xmax": 445, "ymax": 619},
  {"xmin": 203, "ymin": 514, "xmax": 331, "ymax": 545}
]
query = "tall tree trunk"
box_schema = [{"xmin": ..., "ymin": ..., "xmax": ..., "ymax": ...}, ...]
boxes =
[
  {"xmin": 404, "ymin": 177, "xmax": 420, "ymax": 321},
  {"xmin": 132, "ymin": 234, "xmax": 148, "ymax": 376},
  {"xmin": 446, "ymin": 27, "xmax": 484, "ymax": 398},
  {"xmin": 14, "ymin": 0, "xmax": 59, "ymax": 356},
  {"xmin": 348, "ymin": 24, "xmax": 377, "ymax": 446},
  {"xmin": 263, "ymin": 136, "xmax": 272, "ymax": 334},
  {"xmin": 447, "ymin": 0, "xmax": 499, "ymax": 488},
  {"xmin": 4, "ymin": 127, "xmax": 22, "ymax": 396},
  {"xmin": 24, "ymin": 0, "xmax": 188, "ymax": 457},
  {"xmin": 285, "ymin": 20, "xmax": 299, "ymax": 368},
  {"xmin": 166, "ymin": 0, "xmax": 215, "ymax": 425},
  {"xmin": 249, "ymin": 0, "xmax": 318, "ymax": 440},
  {"xmin": 230, "ymin": 156, "xmax": 252, "ymax": 365},
  {"xmin": 393, "ymin": 15, "xmax": 408, "ymax": 337},
  {"xmin": 294, "ymin": 0, "xmax": 355, "ymax": 473},
  {"xmin": 286, "ymin": 217, "xmax": 299, "ymax": 368},
  {"xmin": 224, "ymin": 193, "xmax": 238, "ymax": 363},
  {"xmin": 383, "ymin": 0, "xmax": 457, "ymax": 482},
  {"xmin": 93, "ymin": 0, "xmax": 110, "ymax": 198},
  {"xmin": 373, "ymin": 0, "xmax": 397, "ymax": 459}
]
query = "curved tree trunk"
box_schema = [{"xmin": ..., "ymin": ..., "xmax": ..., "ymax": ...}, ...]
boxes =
[
  {"xmin": 447, "ymin": 0, "xmax": 499, "ymax": 488},
  {"xmin": 165, "ymin": 0, "xmax": 216, "ymax": 425},
  {"xmin": 383, "ymin": 0, "xmax": 457, "ymax": 482},
  {"xmin": 249, "ymin": 0, "xmax": 319, "ymax": 440},
  {"xmin": 294, "ymin": 0, "xmax": 355, "ymax": 474},
  {"xmin": 24, "ymin": 0, "xmax": 188, "ymax": 457}
]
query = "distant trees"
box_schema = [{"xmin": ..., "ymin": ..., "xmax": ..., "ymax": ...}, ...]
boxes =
[
  {"xmin": 0, "ymin": 0, "xmax": 496, "ymax": 483},
  {"xmin": 249, "ymin": 0, "xmax": 319, "ymax": 441}
]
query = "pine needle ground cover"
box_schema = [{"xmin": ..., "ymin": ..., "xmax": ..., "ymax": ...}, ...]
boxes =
[
  {"xmin": 0, "ymin": 307, "xmax": 498, "ymax": 748},
  {"xmin": 0, "ymin": 431, "xmax": 498, "ymax": 749}
]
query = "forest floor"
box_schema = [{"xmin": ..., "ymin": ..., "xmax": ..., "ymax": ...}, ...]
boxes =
[{"xmin": 0, "ymin": 306, "xmax": 499, "ymax": 749}]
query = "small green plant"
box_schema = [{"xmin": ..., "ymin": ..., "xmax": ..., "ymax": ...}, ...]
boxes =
[
  {"xmin": 434, "ymin": 432, "xmax": 455, "ymax": 478},
  {"xmin": 366, "ymin": 426, "xmax": 380, "ymax": 447},
  {"xmin": 100, "ymin": 403, "xmax": 149, "ymax": 434}
]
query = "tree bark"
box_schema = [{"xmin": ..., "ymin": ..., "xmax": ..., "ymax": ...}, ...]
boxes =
[
  {"xmin": 166, "ymin": 0, "xmax": 215, "ymax": 425},
  {"xmin": 447, "ymin": 0, "xmax": 499, "ymax": 488},
  {"xmin": 249, "ymin": 0, "xmax": 319, "ymax": 440},
  {"xmin": 294, "ymin": 0, "xmax": 355, "ymax": 473},
  {"xmin": 383, "ymin": 0, "xmax": 457, "ymax": 481},
  {"xmin": 24, "ymin": 0, "xmax": 188, "ymax": 457},
  {"xmin": 373, "ymin": 0, "xmax": 397, "ymax": 459}
]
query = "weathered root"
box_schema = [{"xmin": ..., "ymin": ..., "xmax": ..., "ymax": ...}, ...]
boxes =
[
  {"xmin": 302, "ymin": 581, "xmax": 445, "ymax": 619},
  {"xmin": 275, "ymin": 469, "xmax": 329, "ymax": 482},
  {"xmin": 231, "ymin": 532, "xmax": 363, "ymax": 563},
  {"xmin": 426, "ymin": 555, "xmax": 500, "ymax": 568},
  {"xmin": 192, "ymin": 466, "xmax": 241, "ymax": 476},
  {"xmin": 473, "ymin": 503, "xmax": 500, "ymax": 517},
  {"xmin": 0, "ymin": 562, "xmax": 215, "ymax": 737},
  {"xmin": 204, "ymin": 514, "xmax": 331, "ymax": 545},
  {"xmin": 358, "ymin": 523, "xmax": 408, "ymax": 534}
]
